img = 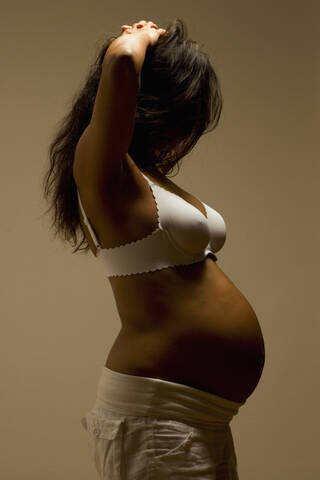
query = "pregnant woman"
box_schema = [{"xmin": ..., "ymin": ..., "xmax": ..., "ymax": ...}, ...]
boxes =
[{"xmin": 43, "ymin": 17, "xmax": 265, "ymax": 479}]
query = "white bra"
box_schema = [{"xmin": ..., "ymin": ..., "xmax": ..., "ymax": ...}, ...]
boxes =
[{"xmin": 77, "ymin": 171, "xmax": 226, "ymax": 277}]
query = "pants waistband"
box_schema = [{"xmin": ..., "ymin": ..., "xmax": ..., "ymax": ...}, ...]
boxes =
[{"xmin": 92, "ymin": 367, "xmax": 246, "ymax": 429}]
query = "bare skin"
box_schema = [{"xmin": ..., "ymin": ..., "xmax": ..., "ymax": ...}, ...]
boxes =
[{"xmin": 78, "ymin": 153, "xmax": 265, "ymax": 403}]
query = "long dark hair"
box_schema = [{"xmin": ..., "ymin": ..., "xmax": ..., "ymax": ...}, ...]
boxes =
[{"xmin": 42, "ymin": 17, "xmax": 223, "ymax": 254}]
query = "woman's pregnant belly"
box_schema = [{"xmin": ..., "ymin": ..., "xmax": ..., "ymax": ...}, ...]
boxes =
[{"xmin": 107, "ymin": 258, "xmax": 266, "ymax": 403}]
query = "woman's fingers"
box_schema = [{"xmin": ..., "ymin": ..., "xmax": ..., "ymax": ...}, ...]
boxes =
[
  {"xmin": 123, "ymin": 20, "xmax": 160, "ymax": 30},
  {"xmin": 120, "ymin": 20, "xmax": 167, "ymax": 43}
]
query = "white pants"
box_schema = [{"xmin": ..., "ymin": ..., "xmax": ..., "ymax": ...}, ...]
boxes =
[{"xmin": 81, "ymin": 366, "xmax": 246, "ymax": 479}]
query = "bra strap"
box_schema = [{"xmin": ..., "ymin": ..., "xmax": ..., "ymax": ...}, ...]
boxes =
[
  {"xmin": 77, "ymin": 189, "xmax": 101, "ymax": 249},
  {"xmin": 140, "ymin": 171, "xmax": 154, "ymax": 186}
]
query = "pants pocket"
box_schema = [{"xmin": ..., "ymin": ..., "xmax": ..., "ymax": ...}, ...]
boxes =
[
  {"xmin": 151, "ymin": 418, "xmax": 194, "ymax": 461},
  {"xmin": 81, "ymin": 410, "xmax": 125, "ymax": 480}
]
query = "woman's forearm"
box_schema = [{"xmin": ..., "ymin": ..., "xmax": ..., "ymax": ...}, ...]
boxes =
[{"xmin": 104, "ymin": 34, "xmax": 150, "ymax": 77}]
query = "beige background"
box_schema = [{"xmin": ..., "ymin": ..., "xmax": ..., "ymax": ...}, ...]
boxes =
[{"xmin": 1, "ymin": 1, "xmax": 319, "ymax": 478}]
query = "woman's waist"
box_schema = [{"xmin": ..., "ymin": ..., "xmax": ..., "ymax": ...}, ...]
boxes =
[
  {"xmin": 112, "ymin": 258, "xmax": 259, "ymax": 332},
  {"xmin": 117, "ymin": 290, "xmax": 263, "ymax": 348},
  {"xmin": 107, "ymin": 314, "xmax": 265, "ymax": 388}
]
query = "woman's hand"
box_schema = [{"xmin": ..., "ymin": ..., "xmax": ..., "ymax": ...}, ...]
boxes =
[
  {"xmin": 105, "ymin": 20, "xmax": 167, "ymax": 73},
  {"xmin": 120, "ymin": 20, "xmax": 167, "ymax": 47}
]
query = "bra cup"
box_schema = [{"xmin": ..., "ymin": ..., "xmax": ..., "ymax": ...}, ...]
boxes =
[
  {"xmin": 203, "ymin": 203, "xmax": 227, "ymax": 253},
  {"xmin": 155, "ymin": 186, "xmax": 210, "ymax": 255}
]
